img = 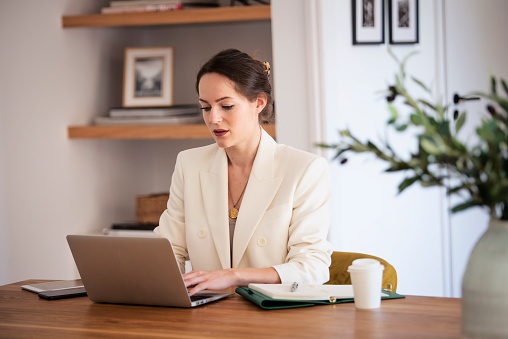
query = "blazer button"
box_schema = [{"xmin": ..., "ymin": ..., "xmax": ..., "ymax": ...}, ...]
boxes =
[
  {"xmin": 198, "ymin": 229, "xmax": 207, "ymax": 238},
  {"xmin": 257, "ymin": 238, "xmax": 267, "ymax": 247}
]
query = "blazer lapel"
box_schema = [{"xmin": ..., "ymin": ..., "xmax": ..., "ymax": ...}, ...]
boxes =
[
  {"xmin": 200, "ymin": 147, "xmax": 231, "ymax": 269},
  {"xmin": 232, "ymin": 130, "xmax": 283, "ymax": 268}
]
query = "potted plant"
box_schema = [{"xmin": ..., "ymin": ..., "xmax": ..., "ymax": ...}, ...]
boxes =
[{"xmin": 318, "ymin": 53, "xmax": 508, "ymax": 338}]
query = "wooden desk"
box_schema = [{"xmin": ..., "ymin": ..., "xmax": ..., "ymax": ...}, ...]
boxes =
[{"xmin": 0, "ymin": 280, "xmax": 461, "ymax": 338}]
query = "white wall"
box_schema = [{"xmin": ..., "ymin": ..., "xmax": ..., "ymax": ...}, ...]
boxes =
[
  {"xmin": 273, "ymin": 0, "xmax": 448, "ymax": 296},
  {"xmin": 270, "ymin": 0, "xmax": 312, "ymax": 152},
  {"xmin": 0, "ymin": 0, "xmax": 272, "ymax": 285},
  {"xmin": 272, "ymin": 0, "xmax": 508, "ymax": 297},
  {"xmin": 321, "ymin": 0, "xmax": 448, "ymax": 297}
]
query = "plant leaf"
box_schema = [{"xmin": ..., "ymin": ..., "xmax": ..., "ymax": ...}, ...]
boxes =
[
  {"xmin": 491, "ymin": 76, "xmax": 497, "ymax": 95},
  {"xmin": 418, "ymin": 99, "xmax": 437, "ymax": 111},
  {"xmin": 412, "ymin": 77, "xmax": 431, "ymax": 93},
  {"xmin": 455, "ymin": 112, "xmax": 466, "ymax": 134},
  {"xmin": 387, "ymin": 46, "xmax": 400, "ymax": 65},
  {"xmin": 398, "ymin": 176, "xmax": 419, "ymax": 192},
  {"xmin": 420, "ymin": 138, "xmax": 440, "ymax": 154},
  {"xmin": 395, "ymin": 124, "xmax": 408, "ymax": 132},
  {"xmin": 436, "ymin": 120, "xmax": 452, "ymax": 138},
  {"xmin": 401, "ymin": 51, "xmax": 419, "ymax": 71},
  {"xmin": 410, "ymin": 113, "xmax": 424, "ymax": 126},
  {"xmin": 448, "ymin": 184, "xmax": 467, "ymax": 195},
  {"xmin": 385, "ymin": 163, "xmax": 410, "ymax": 172},
  {"xmin": 388, "ymin": 103, "xmax": 398, "ymax": 124},
  {"xmin": 315, "ymin": 143, "xmax": 337, "ymax": 149},
  {"xmin": 451, "ymin": 200, "xmax": 480, "ymax": 213},
  {"xmin": 501, "ymin": 78, "xmax": 508, "ymax": 96},
  {"xmin": 333, "ymin": 148, "xmax": 351, "ymax": 160}
]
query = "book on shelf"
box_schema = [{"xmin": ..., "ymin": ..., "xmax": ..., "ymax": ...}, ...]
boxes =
[
  {"xmin": 103, "ymin": 223, "xmax": 158, "ymax": 237},
  {"xmin": 104, "ymin": 228, "xmax": 158, "ymax": 237},
  {"xmin": 108, "ymin": 0, "xmax": 219, "ymax": 9},
  {"xmin": 110, "ymin": 0, "xmax": 182, "ymax": 7},
  {"xmin": 101, "ymin": 3, "xmax": 183, "ymax": 14},
  {"xmin": 109, "ymin": 105, "xmax": 199, "ymax": 118},
  {"xmin": 111, "ymin": 223, "xmax": 158, "ymax": 231},
  {"xmin": 181, "ymin": 0, "xmax": 220, "ymax": 8},
  {"xmin": 94, "ymin": 114, "xmax": 204, "ymax": 126}
]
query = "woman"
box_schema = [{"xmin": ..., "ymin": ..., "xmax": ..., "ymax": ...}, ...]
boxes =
[{"xmin": 155, "ymin": 49, "xmax": 332, "ymax": 296}]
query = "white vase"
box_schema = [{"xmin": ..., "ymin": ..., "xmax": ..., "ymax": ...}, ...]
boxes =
[{"xmin": 462, "ymin": 218, "xmax": 508, "ymax": 338}]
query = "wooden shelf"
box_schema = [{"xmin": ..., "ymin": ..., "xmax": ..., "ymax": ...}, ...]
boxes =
[
  {"xmin": 64, "ymin": 6, "xmax": 274, "ymax": 141},
  {"xmin": 62, "ymin": 5, "xmax": 271, "ymax": 28},
  {"xmin": 68, "ymin": 123, "xmax": 276, "ymax": 140}
]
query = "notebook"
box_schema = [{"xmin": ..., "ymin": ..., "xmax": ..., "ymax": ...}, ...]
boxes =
[
  {"xmin": 248, "ymin": 283, "xmax": 389, "ymax": 301},
  {"xmin": 66, "ymin": 235, "xmax": 233, "ymax": 307}
]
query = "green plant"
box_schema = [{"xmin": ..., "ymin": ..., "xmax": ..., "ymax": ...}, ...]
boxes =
[{"xmin": 318, "ymin": 53, "xmax": 508, "ymax": 220}]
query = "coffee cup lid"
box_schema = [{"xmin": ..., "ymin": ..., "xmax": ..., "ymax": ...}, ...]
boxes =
[{"xmin": 347, "ymin": 258, "xmax": 384, "ymax": 272}]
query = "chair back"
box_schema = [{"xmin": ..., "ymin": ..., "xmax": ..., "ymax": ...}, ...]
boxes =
[{"xmin": 326, "ymin": 251, "xmax": 397, "ymax": 292}]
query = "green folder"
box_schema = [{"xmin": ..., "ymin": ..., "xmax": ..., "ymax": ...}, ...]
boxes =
[{"xmin": 235, "ymin": 287, "xmax": 405, "ymax": 310}]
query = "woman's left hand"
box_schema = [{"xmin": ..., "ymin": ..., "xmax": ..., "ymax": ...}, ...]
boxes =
[{"xmin": 183, "ymin": 269, "xmax": 239, "ymax": 296}]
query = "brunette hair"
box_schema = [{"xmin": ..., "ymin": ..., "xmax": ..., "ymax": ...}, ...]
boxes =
[{"xmin": 195, "ymin": 49, "xmax": 274, "ymax": 123}]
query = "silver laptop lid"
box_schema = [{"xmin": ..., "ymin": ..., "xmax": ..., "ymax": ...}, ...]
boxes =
[{"xmin": 67, "ymin": 235, "xmax": 193, "ymax": 307}]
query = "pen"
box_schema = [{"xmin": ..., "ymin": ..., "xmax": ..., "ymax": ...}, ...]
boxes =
[{"xmin": 290, "ymin": 282, "xmax": 298, "ymax": 292}]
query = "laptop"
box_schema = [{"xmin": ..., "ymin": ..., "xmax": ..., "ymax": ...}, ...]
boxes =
[{"xmin": 66, "ymin": 235, "xmax": 233, "ymax": 307}]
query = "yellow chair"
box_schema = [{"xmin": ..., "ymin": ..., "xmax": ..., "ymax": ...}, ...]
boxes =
[{"xmin": 326, "ymin": 251, "xmax": 398, "ymax": 292}]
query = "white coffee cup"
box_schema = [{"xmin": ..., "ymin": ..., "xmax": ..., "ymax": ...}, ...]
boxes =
[{"xmin": 347, "ymin": 258, "xmax": 384, "ymax": 309}]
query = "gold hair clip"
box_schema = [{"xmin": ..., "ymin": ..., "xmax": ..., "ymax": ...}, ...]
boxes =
[{"xmin": 263, "ymin": 61, "xmax": 271, "ymax": 76}]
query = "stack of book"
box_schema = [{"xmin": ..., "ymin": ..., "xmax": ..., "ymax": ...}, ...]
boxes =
[
  {"xmin": 100, "ymin": 0, "xmax": 219, "ymax": 14},
  {"xmin": 103, "ymin": 223, "xmax": 158, "ymax": 237},
  {"xmin": 101, "ymin": 0, "xmax": 183, "ymax": 14},
  {"xmin": 94, "ymin": 104, "xmax": 204, "ymax": 125}
]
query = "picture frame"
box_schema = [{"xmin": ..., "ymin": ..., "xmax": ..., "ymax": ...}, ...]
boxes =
[
  {"xmin": 388, "ymin": 0, "xmax": 419, "ymax": 44},
  {"xmin": 352, "ymin": 0, "xmax": 385, "ymax": 45},
  {"xmin": 123, "ymin": 47, "xmax": 174, "ymax": 107}
]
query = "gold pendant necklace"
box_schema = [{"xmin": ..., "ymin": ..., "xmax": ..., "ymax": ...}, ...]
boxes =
[
  {"xmin": 227, "ymin": 128, "xmax": 261, "ymax": 219},
  {"xmin": 229, "ymin": 180, "xmax": 248, "ymax": 219},
  {"xmin": 229, "ymin": 207, "xmax": 239, "ymax": 219}
]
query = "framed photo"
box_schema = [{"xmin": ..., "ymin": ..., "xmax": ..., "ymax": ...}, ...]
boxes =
[
  {"xmin": 123, "ymin": 47, "xmax": 173, "ymax": 107},
  {"xmin": 352, "ymin": 0, "xmax": 385, "ymax": 45},
  {"xmin": 388, "ymin": 0, "xmax": 419, "ymax": 44}
]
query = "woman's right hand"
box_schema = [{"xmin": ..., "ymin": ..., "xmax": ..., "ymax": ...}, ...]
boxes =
[
  {"xmin": 183, "ymin": 269, "xmax": 239, "ymax": 296},
  {"xmin": 183, "ymin": 267, "xmax": 281, "ymax": 296}
]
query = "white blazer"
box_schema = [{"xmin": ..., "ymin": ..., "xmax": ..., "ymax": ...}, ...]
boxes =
[{"xmin": 155, "ymin": 129, "xmax": 332, "ymax": 284}]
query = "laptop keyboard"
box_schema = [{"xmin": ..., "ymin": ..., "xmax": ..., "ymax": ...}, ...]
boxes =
[{"xmin": 190, "ymin": 294, "xmax": 212, "ymax": 302}]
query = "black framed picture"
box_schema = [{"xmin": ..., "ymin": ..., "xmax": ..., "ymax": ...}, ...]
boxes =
[
  {"xmin": 388, "ymin": 0, "xmax": 419, "ymax": 44},
  {"xmin": 352, "ymin": 0, "xmax": 385, "ymax": 45}
]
